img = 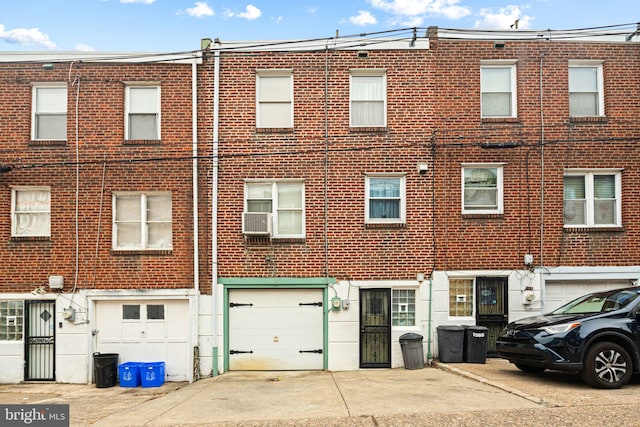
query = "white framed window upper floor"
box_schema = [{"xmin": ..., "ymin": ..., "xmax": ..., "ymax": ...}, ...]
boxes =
[
  {"xmin": 462, "ymin": 164, "xmax": 504, "ymax": 215},
  {"xmin": 125, "ymin": 83, "xmax": 161, "ymax": 140},
  {"xmin": 480, "ymin": 60, "xmax": 517, "ymax": 118},
  {"xmin": 350, "ymin": 69, "xmax": 387, "ymax": 128},
  {"xmin": 564, "ymin": 169, "xmax": 621, "ymax": 228},
  {"xmin": 256, "ymin": 69, "xmax": 293, "ymax": 128},
  {"xmin": 112, "ymin": 192, "xmax": 172, "ymax": 250},
  {"xmin": 568, "ymin": 60, "xmax": 604, "ymax": 117},
  {"xmin": 11, "ymin": 186, "xmax": 51, "ymax": 238},
  {"xmin": 365, "ymin": 174, "xmax": 406, "ymax": 224},
  {"xmin": 32, "ymin": 83, "xmax": 67, "ymax": 141},
  {"xmin": 244, "ymin": 180, "xmax": 305, "ymax": 238}
]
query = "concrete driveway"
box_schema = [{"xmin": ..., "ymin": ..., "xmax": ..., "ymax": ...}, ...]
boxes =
[{"xmin": 2, "ymin": 359, "xmax": 640, "ymax": 426}]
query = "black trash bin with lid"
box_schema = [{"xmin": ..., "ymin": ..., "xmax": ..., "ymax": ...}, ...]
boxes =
[
  {"xmin": 93, "ymin": 352, "xmax": 119, "ymax": 388},
  {"xmin": 463, "ymin": 325, "xmax": 488, "ymax": 363},
  {"xmin": 399, "ymin": 333, "xmax": 424, "ymax": 370},
  {"xmin": 436, "ymin": 325, "xmax": 464, "ymax": 363}
]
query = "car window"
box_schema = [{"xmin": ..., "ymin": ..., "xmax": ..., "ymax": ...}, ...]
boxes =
[{"xmin": 552, "ymin": 289, "xmax": 640, "ymax": 315}]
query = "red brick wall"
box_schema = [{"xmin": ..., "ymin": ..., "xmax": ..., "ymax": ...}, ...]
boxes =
[{"xmin": 0, "ymin": 61, "xmax": 197, "ymax": 292}]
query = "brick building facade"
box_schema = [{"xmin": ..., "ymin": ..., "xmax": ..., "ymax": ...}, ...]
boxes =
[{"xmin": 1, "ymin": 25, "xmax": 640, "ymax": 382}]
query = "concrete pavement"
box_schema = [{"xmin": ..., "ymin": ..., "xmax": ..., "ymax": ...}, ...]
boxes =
[{"xmin": 5, "ymin": 359, "xmax": 640, "ymax": 426}]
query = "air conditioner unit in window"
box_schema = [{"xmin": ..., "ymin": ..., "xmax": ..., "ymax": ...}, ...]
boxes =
[{"xmin": 242, "ymin": 212, "xmax": 272, "ymax": 235}]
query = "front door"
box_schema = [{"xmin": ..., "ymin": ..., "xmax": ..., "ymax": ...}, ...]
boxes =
[
  {"xmin": 24, "ymin": 300, "xmax": 55, "ymax": 381},
  {"xmin": 359, "ymin": 288, "xmax": 391, "ymax": 368},
  {"xmin": 476, "ymin": 277, "xmax": 508, "ymax": 356}
]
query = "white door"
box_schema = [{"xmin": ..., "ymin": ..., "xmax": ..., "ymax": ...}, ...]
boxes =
[
  {"xmin": 545, "ymin": 280, "xmax": 631, "ymax": 312},
  {"xmin": 228, "ymin": 289, "xmax": 324, "ymax": 370},
  {"xmin": 95, "ymin": 300, "xmax": 190, "ymax": 381}
]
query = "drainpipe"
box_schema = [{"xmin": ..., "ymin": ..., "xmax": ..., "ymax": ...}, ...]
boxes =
[
  {"xmin": 211, "ymin": 41, "xmax": 221, "ymax": 376},
  {"xmin": 191, "ymin": 58, "xmax": 200, "ymax": 382},
  {"xmin": 427, "ymin": 277, "xmax": 434, "ymax": 363}
]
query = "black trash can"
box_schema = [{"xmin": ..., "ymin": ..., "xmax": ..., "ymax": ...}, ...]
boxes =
[
  {"xmin": 399, "ymin": 333, "xmax": 424, "ymax": 370},
  {"xmin": 93, "ymin": 352, "xmax": 119, "ymax": 388},
  {"xmin": 436, "ymin": 325, "xmax": 464, "ymax": 363},
  {"xmin": 463, "ymin": 325, "xmax": 488, "ymax": 364}
]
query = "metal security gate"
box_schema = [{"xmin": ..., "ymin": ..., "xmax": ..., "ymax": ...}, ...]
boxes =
[
  {"xmin": 476, "ymin": 277, "xmax": 508, "ymax": 356},
  {"xmin": 360, "ymin": 288, "xmax": 391, "ymax": 368},
  {"xmin": 24, "ymin": 300, "xmax": 55, "ymax": 381}
]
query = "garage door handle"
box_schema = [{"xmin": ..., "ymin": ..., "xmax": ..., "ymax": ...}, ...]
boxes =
[
  {"xmin": 299, "ymin": 349, "xmax": 323, "ymax": 354},
  {"xmin": 230, "ymin": 350, "xmax": 254, "ymax": 355},
  {"xmin": 230, "ymin": 303, "xmax": 253, "ymax": 307},
  {"xmin": 299, "ymin": 302, "xmax": 323, "ymax": 307}
]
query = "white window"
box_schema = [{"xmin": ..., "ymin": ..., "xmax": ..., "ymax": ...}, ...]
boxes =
[
  {"xmin": 256, "ymin": 70, "xmax": 293, "ymax": 128},
  {"xmin": 350, "ymin": 70, "xmax": 386, "ymax": 127},
  {"xmin": 11, "ymin": 187, "xmax": 51, "ymax": 237},
  {"xmin": 481, "ymin": 63, "xmax": 517, "ymax": 118},
  {"xmin": 462, "ymin": 165, "xmax": 503, "ymax": 214},
  {"xmin": 125, "ymin": 85, "xmax": 160, "ymax": 140},
  {"xmin": 392, "ymin": 289, "xmax": 415, "ymax": 326},
  {"xmin": 245, "ymin": 181, "xmax": 304, "ymax": 238},
  {"xmin": 113, "ymin": 192, "xmax": 172, "ymax": 250},
  {"xmin": 365, "ymin": 175, "xmax": 406, "ymax": 224},
  {"xmin": 32, "ymin": 85, "xmax": 67, "ymax": 140},
  {"xmin": 564, "ymin": 171, "xmax": 621, "ymax": 227},
  {"xmin": 569, "ymin": 61, "xmax": 604, "ymax": 117}
]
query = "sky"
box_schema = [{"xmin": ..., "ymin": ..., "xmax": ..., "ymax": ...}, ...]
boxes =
[{"xmin": 0, "ymin": 0, "xmax": 639, "ymax": 52}]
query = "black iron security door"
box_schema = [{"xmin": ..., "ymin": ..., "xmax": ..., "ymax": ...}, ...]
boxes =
[
  {"xmin": 24, "ymin": 300, "xmax": 56, "ymax": 381},
  {"xmin": 359, "ymin": 288, "xmax": 391, "ymax": 368},
  {"xmin": 476, "ymin": 277, "xmax": 508, "ymax": 356}
]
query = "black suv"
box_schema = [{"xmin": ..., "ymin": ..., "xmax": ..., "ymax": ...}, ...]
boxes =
[{"xmin": 496, "ymin": 286, "xmax": 640, "ymax": 389}]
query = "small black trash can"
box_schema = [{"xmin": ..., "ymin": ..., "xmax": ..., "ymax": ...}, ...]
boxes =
[
  {"xmin": 436, "ymin": 325, "xmax": 464, "ymax": 363},
  {"xmin": 93, "ymin": 352, "xmax": 119, "ymax": 388},
  {"xmin": 399, "ymin": 333, "xmax": 424, "ymax": 370},
  {"xmin": 463, "ymin": 325, "xmax": 488, "ymax": 364}
]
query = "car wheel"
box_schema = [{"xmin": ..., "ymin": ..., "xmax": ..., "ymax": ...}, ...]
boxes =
[
  {"xmin": 580, "ymin": 341, "xmax": 632, "ymax": 389},
  {"xmin": 514, "ymin": 363, "xmax": 546, "ymax": 374}
]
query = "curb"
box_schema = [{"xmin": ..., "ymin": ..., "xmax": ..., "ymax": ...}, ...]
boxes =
[{"xmin": 432, "ymin": 361, "xmax": 553, "ymax": 406}]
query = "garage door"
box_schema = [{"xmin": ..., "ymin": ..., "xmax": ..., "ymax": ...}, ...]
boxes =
[
  {"xmin": 545, "ymin": 280, "xmax": 632, "ymax": 312},
  {"xmin": 95, "ymin": 300, "xmax": 190, "ymax": 381},
  {"xmin": 228, "ymin": 288, "xmax": 324, "ymax": 371}
]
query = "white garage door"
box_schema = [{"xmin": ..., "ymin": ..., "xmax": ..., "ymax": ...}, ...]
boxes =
[
  {"xmin": 228, "ymin": 288, "xmax": 324, "ymax": 371},
  {"xmin": 95, "ymin": 300, "xmax": 190, "ymax": 381},
  {"xmin": 545, "ymin": 280, "xmax": 632, "ymax": 313}
]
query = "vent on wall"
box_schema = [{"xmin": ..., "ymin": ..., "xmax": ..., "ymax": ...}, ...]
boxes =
[
  {"xmin": 242, "ymin": 212, "xmax": 272, "ymax": 235},
  {"xmin": 49, "ymin": 276, "xmax": 64, "ymax": 289}
]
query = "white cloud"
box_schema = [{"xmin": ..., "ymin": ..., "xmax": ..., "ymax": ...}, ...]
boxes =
[
  {"xmin": 474, "ymin": 5, "xmax": 533, "ymax": 29},
  {"xmin": 186, "ymin": 1, "xmax": 214, "ymax": 18},
  {"xmin": 236, "ymin": 5, "xmax": 262, "ymax": 20},
  {"xmin": 368, "ymin": 0, "xmax": 471, "ymax": 22},
  {"xmin": 0, "ymin": 24, "xmax": 56, "ymax": 49},
  {"xmin": 75, "ymin": 43, "xmax": 95, "ymax": 52},
  {"xmin": 120, "ymin": 0, "xmax": 155, "ymax": 4},
  {"xmin": 349, "ymin": 10, "xmax": 378, "ymax": 26}
]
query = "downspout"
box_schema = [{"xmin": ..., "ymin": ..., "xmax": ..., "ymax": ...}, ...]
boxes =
[
  {"xmin": 191, "ymin": 59, "xmax": 200, "ymax": 382},
  {"xmin": 211, "ymin": 42, "xmax": 221, "ymax": 376},
  {"xmin": 192, "ymin": 59, "xmax": 199, "ymax": 294},
  {"xmin": 539, "ymin": 51, "xmax": 546, "ymax": 312}
]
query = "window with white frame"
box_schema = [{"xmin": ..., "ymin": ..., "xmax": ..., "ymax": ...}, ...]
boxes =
[
  {"xmin": 245, "ymin": 181, "xmax": 304, "ymax": 238},
  {"xmin": 569, "ymin": 62, "xmax": 604, "ymax": 117},
  {"xmin": 449, "ymin": 278, "xmax": 474, "ymax": 318},
  {"xmin": 392, "ymin": 289, "xmax": 415, "ymax": 326},
  {"xmin": 480, "ymin": 63, "xmax": 517, "ymax": 118},
  {"xmin": 11, "ymin": 187, "xmax": 51, "ymax": 237},
  {"xmin": 350, "ymin": 70, "xmax": 386, "ymax": 127},
  {"xmin": 113, "ymin": 192, "xmax": 172, "ymax": 250},
  {"xmin": 32, "ymin": 85, "xmax": 67, "ymax": 140},
  {"xmin": 365, "ymin": 175, "xmax": 406, "ymax": 223},
  {"xmin": 256, "ymin": 70, "xmax": 293, "ymax": 128},
  {"xmin": 462, "ymin": 165, "xmax": 503, "ymax": 214},
  {"xmin": 564, "ymin": 171, "xmax": 621, "ymax": 227},
  {"xmin": 125, "ymin": 85, "xmax": 160, "ymax": 140}
]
